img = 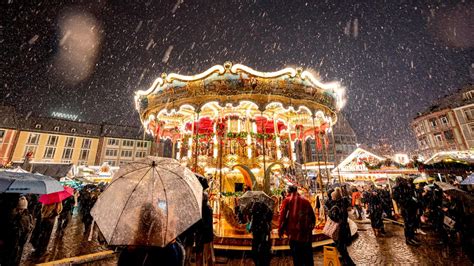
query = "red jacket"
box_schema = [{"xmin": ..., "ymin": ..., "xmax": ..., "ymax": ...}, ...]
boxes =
[{"xmin": 278, "ymin": 193, "xmax": 315, "ymax": 242}]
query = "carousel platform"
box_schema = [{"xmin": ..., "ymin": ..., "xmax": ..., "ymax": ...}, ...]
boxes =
[{"xmin": 212, "ymin": 216, "xmax": 358, "ymax": 251}]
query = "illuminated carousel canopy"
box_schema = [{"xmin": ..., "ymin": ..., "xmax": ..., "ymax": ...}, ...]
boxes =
[
  {"xmin": 134, "ymin": 62, "xmax": 346, "ymax": 184},
  {"xmin": 135, "ymin": 62, "xmax": 346, "ymax": 136}
]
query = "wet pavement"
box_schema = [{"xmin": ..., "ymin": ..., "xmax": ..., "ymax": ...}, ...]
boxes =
[{"xmin": 21, "ymin": 214, "xmax": 472, "ymax": 265}]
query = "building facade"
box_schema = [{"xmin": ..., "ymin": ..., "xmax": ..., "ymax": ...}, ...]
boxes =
[
  {"xmin": 453, "ymin": 102, "xmax": 474, "ymax": 149},
  {"xmin": 0, "ymin": 106, "xmax": 19, "ymax": 165},
  {"xmin": 0, "ymin": 105, "xmax": 152, "ymax": 167},
  {"xmin": 96, "ymin": 124, "xmax": 151, "ymax": 166},
  {"xmin": 304, "ymin": 113, "xmax": 357, "ymax": 164},
  {"xmin": 411, "ymin": 85, "xmax": 474, "ymax": 159}
]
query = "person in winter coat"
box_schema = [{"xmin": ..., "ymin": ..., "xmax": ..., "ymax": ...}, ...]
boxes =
[
  {"xmin": 328, "ymin": 188, "xmax": 355, "ymax": 266},
  {"xmin": 57, "ymin": 196, "xmax": 75, "ymax": 237},
  {"xmin": 393, "ymin": 177, "xmax": 420, "ymax": 246},
  {"xmin": 351, "ymin": 189, "xmax": 363, "ymax": 220},
  {"xmin": 118, "ymin": 241, "xmax": 185, "ymax": 266},
  {"xmin": 118, "ymin": 202, "xmax": 185, "ymax": 266},
  {"xmin": 31, "ymin": 202, "xmax": 62, "ymax": 256},
  {"xmin": 380, "ymin": 186, "xmax": 394, "ymax": 219},
  {"xmin": 195, "ymin": 192, "xmax": 215, "ymax": 266},
  {"xmin": 278, "ymin": 185, "xmax": 315, "ymax": 266},
  {"xmin": 249, "ymin": 201, "xmax": 273, "ymax": 266},
  {"xmin": 4, "ymin": 196, "xmax": 34, "ymax": 266},
  {"xmin": 368, "ymin": 189, "xmax": 385, "ymax": 236}
]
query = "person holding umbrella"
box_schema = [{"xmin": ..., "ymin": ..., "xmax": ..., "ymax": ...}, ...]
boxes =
[
  {"xmin": 249, "ymin": 200, "xmax": 273, "ymax": 266},
  {"xmin": 91, "ymin": 157, "xmax": 203, "ymax": 266},
  {"xmin": 117, "ymin": 203, "xmax": 185, "ymax": 266}
]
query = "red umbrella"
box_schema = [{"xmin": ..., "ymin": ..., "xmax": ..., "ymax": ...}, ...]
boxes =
[{"xmin": 39, "ymin": 186, "xmax": 74, "ymax": 205}]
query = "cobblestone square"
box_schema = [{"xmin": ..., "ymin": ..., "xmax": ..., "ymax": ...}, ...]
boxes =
[{"xmin": 21, "ymin": 215, "xmax": 472, "ymax": 265}]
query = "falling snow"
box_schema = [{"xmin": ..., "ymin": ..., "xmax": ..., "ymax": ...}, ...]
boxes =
[{"xmin": 2, "ymin": 1, "xmax": 473, "ymax": 151}]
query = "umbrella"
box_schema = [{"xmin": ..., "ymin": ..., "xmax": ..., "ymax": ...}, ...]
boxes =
[
  {"xmin": 39, "ymin": 186, "xmax": 74, "ymax": 205},
  {"xmin": 239, "ymin": 191, "xmax": 275, "ymax": 211},
  {"xmin": 434, "ymin": 181, "xmax": 465, "ymax": 197},
  {"xmin": 0, "ymin": 171, "xmax": 64, "ymax": 194},
  {"xmin": 91, "ymin": 156, "xmax": 203, "ymax": 247},
  {"xmin": 351, "ymin": 180, "xmax": 372, "ymax": 186},
  {"xmin": 413, "ymin": 176, "xmax": 434, "ymax": 184},
  {"xmin": 461, "ymin": 174, "xmax": 474, "ymax": 185}
]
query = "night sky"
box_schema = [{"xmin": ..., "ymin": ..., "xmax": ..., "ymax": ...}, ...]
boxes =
[{"xmin": 3, "ymin": 0, "xmax": 473, "ymax": 151}]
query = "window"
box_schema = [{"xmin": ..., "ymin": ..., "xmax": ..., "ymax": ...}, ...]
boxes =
[
  {"xmin": 54, "ymin": 126, "xmax": 60, "ymax": 131},
  {"xmin": 35, "ymin": 124, "xmax": 42, "ymax": 129},
  {"xmin": 429, "ymin": 118, "xmax": 438, "ymax": 128},
  {"xmin": 444, "ymin": 130, "xmax": 454, "ymax": 141},
  {"xmin": 86, "ymin": 130, "xmax": 91, "ymax": 134},
  {"xmin": 464, "ymin": 108, "xmax": 474, "ymax": 121},
  {"xmin": 136, "ymin": 141, "xmax": 148, "ymax": 148},
  {"xmin": 43, "ymin": 147, "xmax": 56, "ymax": 159},
  {"xmin": 440, "ymin": 116, "xmax": 449, "ymax": 125},
  {"xmin": 105, "ymin": 149, "xmax": 118, "ymax": 157},
  {"xmin": 463, "ymin": 90, "xmax": 474, "ymax": 100},
  {"xmin": 27, "ymin": 133, "xmax": 40, "ymax": 144},
  {"xmin": 469, "ymin": 123, "xmax": 474, "ymax": 133},
  {"xmin": 107, "ymin": 138, "xmax": 119, "ymax": 146},
  {"xmin": 0, "ymin": 130, "xmax": 5, "ymax": 139},
  {"xmin": 121, "ymin": 150, "xmax": 133, "ymax": 157},
  {"xmin": 47, "ymin": 135, "xmax": 58, "ymax": 146},
  {"xmin": 122, "ymin": 140, "xmax": 134, "ymax": 147},
  {"xmin": 79, "ymin": 138, "xmax": 92, "ymax": 162},
  {"xmin": 71, "ymin": 128, "xmax": 76, "ymax": 133},
  {"xmin": 82, "ymin": 139, "xmax": 91, "ymax": 149},
  {"xmin": 434, "ymin": 133, "xmax": 443, "ymax": 143},
  {"xmin": 135, "ymin": 151, "xmax": 147, "ymax": 158},
  {"xmin": 79, "ymin": 149, "xmax": 89, "ymax": 160},
  {"xmin": 65, "ymin": 137, "xmax": 75, "ymax": 148},
  {"xmin": 62, "ymin": 148, "xmax": 73, "ymax": 160},
  {"xmin": 106, "ymin": 160, "xmax": 116, "ymax": 166}
]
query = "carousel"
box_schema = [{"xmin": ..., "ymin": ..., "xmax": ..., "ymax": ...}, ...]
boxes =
[{"xmin": 134, "ymin": 62, "xmax": 346, "ymax": 250}]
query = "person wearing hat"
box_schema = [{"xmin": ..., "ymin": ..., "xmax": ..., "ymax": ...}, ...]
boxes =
[{"xmin": 4, "ymin": 196, "xmax": 34, "ymax": 266}]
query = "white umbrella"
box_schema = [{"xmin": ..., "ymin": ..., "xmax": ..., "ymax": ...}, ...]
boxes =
[
  {"xmin": 0, "ymin": 171, "xmax": 64, "ymax": 194},
  {"xmin": 91, "ymin": 156, "xmax": 203, "ymax": 247}
]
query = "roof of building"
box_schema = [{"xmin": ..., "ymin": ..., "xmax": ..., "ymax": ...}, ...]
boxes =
[
  {"xmin": 11, "ymin": 162, "xmax": 73, "ymax": 179},
  {"xmin": 19, "ymin": 115, "xmax": 102, "ymax": 137},
  {"xmin": 416, "ymin": 84, "xmax": 474, "ymax": 118},
  {"xmin": 333, "ymin": 112, "xmax": 356, "ymax": 137},
  {"xmin": 101, "ymin": 124, "xmax": 147, "ymax": 140},
  {"xmin": 0, "ymin": 105, "xmax": 19, "ymax": 129},
  {"xmin": 1, "ymin": 105, "xmax": 150, "ymax": 141}
]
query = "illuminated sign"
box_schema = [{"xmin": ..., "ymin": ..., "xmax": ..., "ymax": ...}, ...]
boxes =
[{"xmin": 51, "ymin": 112, "xmax": 79, "ymax": 121}]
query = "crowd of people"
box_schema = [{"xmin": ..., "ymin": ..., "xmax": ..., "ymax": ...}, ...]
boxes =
[
  {"xmin": 1, "ymin": 173, "xmax": 472, "ymax": 266},
  {"xmin": 341, "ymin": 176, "xmax": 473, "ymax": 262},
  {"xmin": 0, "ymin": 184, "xmax": 105, "ymax": 266}
]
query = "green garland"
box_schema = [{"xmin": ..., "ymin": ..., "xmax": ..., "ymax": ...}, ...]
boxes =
[{"xmin": 221, "ymin": 191, "xmax": 244, "ymax": 197}]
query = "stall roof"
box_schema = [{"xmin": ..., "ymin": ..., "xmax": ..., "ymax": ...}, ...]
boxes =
[
  {"xmin": 12, "ymin": 162, "xmax": 73, "ymax": 179},
  {"xmin": 424, "ymin": 150, "xmax": 474, "ymax": 165}
]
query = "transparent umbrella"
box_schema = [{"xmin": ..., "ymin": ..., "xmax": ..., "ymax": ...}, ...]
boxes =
[
  {"xmin": 91, "ymin": 156, "xmax": 203, "ymax": 247},
  {"xmin": 239, "ymin": 191, "xmax": 275, "ymax": 211}
]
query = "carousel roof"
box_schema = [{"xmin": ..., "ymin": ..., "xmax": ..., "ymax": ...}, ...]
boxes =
[{"xmin": 135, "ymin": 62, "xmax": 345, "ymax": 126}]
